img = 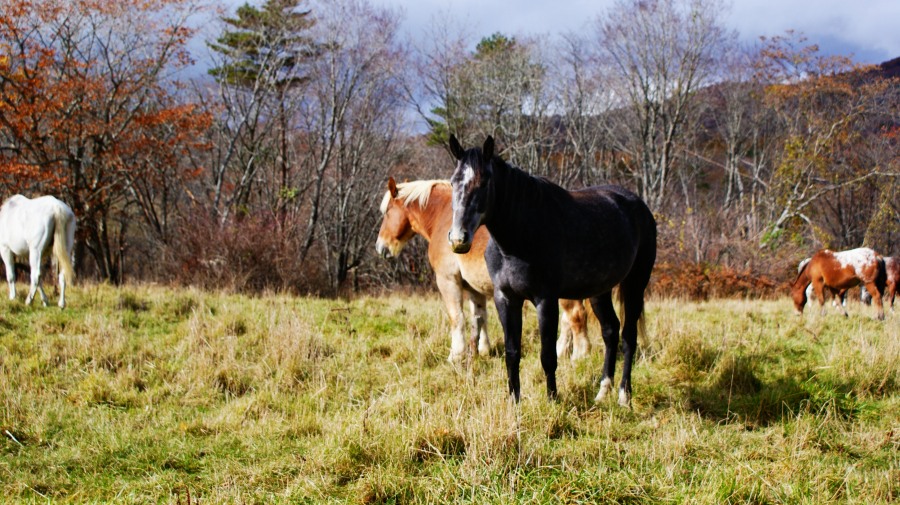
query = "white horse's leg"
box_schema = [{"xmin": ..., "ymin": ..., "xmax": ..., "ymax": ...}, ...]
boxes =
[
  {"xmin": 1, "ymin": 250, "xmax": 15, "ymax": 301},
  {"xmin": 436, "ymin": 275, "xmax": 467, "ymax": 362},
  {"xmin": 26, "ymin": 249, "xmax": 48, "ymax": 306},
  {"xmin": 468, "ymin": 292, "xmax": 490, "ymax": 357}
]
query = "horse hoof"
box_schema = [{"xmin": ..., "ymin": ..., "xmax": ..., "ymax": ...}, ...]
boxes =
[
  {"xmin": 594, "ymin": 378, "xmax": 613, "ymax": 402},
  {"xmin": 447, "ymin": 351, "xmax": 466, "ymax": 363},
  {"xmin": 618, "ymin": 389, "xmax": 632, "ymax": 408}
]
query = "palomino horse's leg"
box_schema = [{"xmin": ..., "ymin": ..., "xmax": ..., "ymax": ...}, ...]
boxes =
[
  {"xmin": 1, "ymin": 250, "xmax": 15, "ymax": 301},
  {"xmin": 556, "ymin": 302, "xmax": 573, "ymax": 359},
  {"xmin": 570, "ymin": 300, "xmax": 590, "ymax": 360},
  {"xmin": 467, "ymin": 291, "xmax": 491, "ymax": 357},
  {"xmin": 26, "ymin": 249, "xmax": 48, "ymax": 306},
  {"xmin": 589, "ymin": 293, "xmax": 620, "ymax": 403},
  {"xmin": 495, "ymin": 290, "xmax": 524, "ymax": 401},
  {"xmin": 436, "ymin": 275, "xmax": 468, "ymax": 362},
  {"xmin": 863, "ymin": 282, "xmax": 885, "ymax": 320},
  {"xmin": 535, "ymin": 297, "xmax": 560, "ymax": 401}
]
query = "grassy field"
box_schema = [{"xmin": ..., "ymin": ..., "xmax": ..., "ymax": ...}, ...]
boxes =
[{"xmin": 0, "ymin": 283, "xmax": 897, "ymax": 503}]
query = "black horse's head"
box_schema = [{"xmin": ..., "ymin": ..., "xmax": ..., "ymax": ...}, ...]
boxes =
[{"xmin": 447, "ymin": 135, "xmax": 494, "ymax": 254}]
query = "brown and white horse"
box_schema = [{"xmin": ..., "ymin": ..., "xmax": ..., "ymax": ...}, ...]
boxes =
[
  {"xmin": 376, "ymin": 178, "xmax": 590, "ymax": 362},
  {"xmin": 861, "ymin": 256, "xmax": 899, "ymax": 311},
  {"xmin": 792, "ymin": 247, "xmax": 886, "ymax": 319}
]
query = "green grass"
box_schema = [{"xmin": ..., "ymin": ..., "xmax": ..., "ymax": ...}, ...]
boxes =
[{"xmin": 1, "ymin": 285, "xmax": 897, "ymax": 503}]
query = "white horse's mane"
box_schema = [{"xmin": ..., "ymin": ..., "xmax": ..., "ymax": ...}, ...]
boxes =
[{"xmin": 379, "ymin": 180, "xmax": 450, "ymax": 214}]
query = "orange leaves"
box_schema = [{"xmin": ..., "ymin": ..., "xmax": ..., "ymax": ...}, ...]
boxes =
[{"xmin": 0, "ymin": 0, "xmax": 210, "ymax": 196}]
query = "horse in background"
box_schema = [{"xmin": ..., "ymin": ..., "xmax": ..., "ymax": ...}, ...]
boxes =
[
  {"xmin": 0, "ymin": 195, "xmax": 76, "ymax": 308},
  {"xmin": 861, "ymin": 256, "xmax": 899, "ymax": 311},
  {"xmin": 376, "ymin": 178, "xmax": 590, "ymax": 362},
  {"xmin": 448, "ymin": 136, "xmax": 656, "ymax": 407},
  {"xmin": 798, "ymin": 257, "xmax": 850, "ymax": 308},
  {"xmin": 792, "ymin": 247, "xmax": 886, "ymax": 320}
]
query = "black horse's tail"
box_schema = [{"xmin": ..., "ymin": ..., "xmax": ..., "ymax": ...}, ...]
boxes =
[{"xmin": 618, "ymin": 206, "xmax": 657, "ymax": 346}]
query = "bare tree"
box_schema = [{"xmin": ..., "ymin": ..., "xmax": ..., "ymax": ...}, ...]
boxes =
[
  {"xmin": 415, "ymin": 28, "xmax": 553, "ymax": 175},
  {"xmin": 594, "ymin": 0, "xmax": 730, "ymax": 211},
  {"xmin": 549, "ymin": 32, "xmax": 617, "ymax": 188},
  {"xmin": 204, "ymin": 0, "xmax": 319, "ymax": 225},
  {"xmin": 301, "ymin": 0, "xmax": 409, "ymax": 290}
]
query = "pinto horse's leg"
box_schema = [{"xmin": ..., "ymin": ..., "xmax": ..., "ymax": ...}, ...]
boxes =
[
  {"xmin": 1, "ymin": 249, "xmax": 15, "ymax": 301},
  {"xmin": 436, "ymin": 275, "xmax": 468, "ymax": 362},
  {"xmin": 813, "ymin": 280, "xmax": 827, "ymax": 316},
  {"xmin": 535, "ymin": 297, "xmax": 560, "ymax": 401},
  {"xmin": 468, "ymin": 291, "xmax": 491, "ymax": 357},
  {"xmin": 863, "ymin": 281, "xmax": 885, "ymax": 320},
  {"xmin": 589, "ymin": 293, "xmax": 620, "ymax": 403},
  {"xmin": 831, "ymin": 288, "xmax": 849, "ymax": 317},
  {"xmin": 495, "ymin": 290, "xmax": 524, "ymax": 401}
]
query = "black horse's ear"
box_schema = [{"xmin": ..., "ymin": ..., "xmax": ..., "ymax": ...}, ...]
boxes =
[
  {"xmin": 482, "ymin": 136, "xmax": 494, "ymax": 160},
  {"xmin": 387, "ymin": 176, "xmax": 398, "ymax": 198},
  {"xmin": 449, "ymin": 134, "xmax": 464, "ymax": 160}
]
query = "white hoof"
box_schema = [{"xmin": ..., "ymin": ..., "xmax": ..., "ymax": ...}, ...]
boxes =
[
  {"xmin": 618, "ymin": 388, "xmax": 632, "ymax": 408},
  {"xmin": 594, "ymin": 377, "xmax": 613, "ymax": 402},
  {"xmin": 447, "ymin": 348, "xmax": 466, "ymax": 363},
  {"xmin": 556, "ymin": 334, "xmax": 571, "ymax": 359}
]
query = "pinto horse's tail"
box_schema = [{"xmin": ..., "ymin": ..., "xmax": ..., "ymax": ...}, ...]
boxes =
[{"xmin": 52, "ymin": 205, "xmax": 76, "ymax": 286}]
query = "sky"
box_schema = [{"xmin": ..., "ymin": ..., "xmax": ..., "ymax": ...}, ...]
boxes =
[{"xmin": 368, "ymin": 0, "xmax": 900, "ymax": 65}]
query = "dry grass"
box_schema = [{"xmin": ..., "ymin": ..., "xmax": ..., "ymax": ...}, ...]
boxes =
[{"xmin": 0, "ymin": 285, "xmax": 897, "ymax": 503}]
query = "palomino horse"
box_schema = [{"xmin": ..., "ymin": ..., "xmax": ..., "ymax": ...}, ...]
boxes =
[
  {"xmin": 448, "ymin": 136, "xmax": 657, "ymax": 406},
  {"xmin": 792, "ymin": 247, "xmax": 886, "ymax": 320},
  {"xmin": 0, "ymin": 195, "xmax": 76, "ymax": 308},
  {"xmin": 376, "ymin": 178, "xmax": 590, "ymax": 362}
]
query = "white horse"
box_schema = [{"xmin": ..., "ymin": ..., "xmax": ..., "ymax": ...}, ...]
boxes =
[{"xmin": 0, "ymin": 195, "xmax": 76, "ymax": 308}]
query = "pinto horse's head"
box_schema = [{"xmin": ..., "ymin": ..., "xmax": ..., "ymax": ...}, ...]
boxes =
[
  {"xmin": 448, "ymin": 135, "xmax": 493, "ymax": 254},
  {"xmin": 375, "ymin": 177, "xmax": 415, "ymax": 259}
]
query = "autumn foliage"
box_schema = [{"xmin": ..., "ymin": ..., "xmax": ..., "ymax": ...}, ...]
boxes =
[{"xmin": 0, "ymin": 0, "xmax": 211, "ymax": 282}]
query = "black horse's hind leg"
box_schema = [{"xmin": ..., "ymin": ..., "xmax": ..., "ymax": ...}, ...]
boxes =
[
  {"xmin": 589, "ymin": 293, "xmax": 620, "ymax": 402},
  {"xmin": 618, "ymin": 261, "xmax": 653, "ymax": 407},
  {"xmin": 535, "ymin": 297, "xmax": 559, "ymax": 401},
  {"xmin": 495, "ymin": 290, "xmax": 524, "ymax": 401},
  {"xmin": 618, "ymin": 297, "xmax": 641, "ymax": 407}
]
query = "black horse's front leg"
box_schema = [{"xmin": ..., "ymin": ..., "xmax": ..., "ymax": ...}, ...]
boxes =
[
  {"xmin": 495, "ymin": 290, "xmax": 523, "ymax": 401},
  {"xmin": 535, "ymin": 297, "xmax": 560, "ymax": 400}
]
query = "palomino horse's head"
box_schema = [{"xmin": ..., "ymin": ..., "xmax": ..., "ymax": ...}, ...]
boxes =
[
  {"xmin": 448, "ymin": 135, "xmax": 494, "ymax": 254},
  {"xmin": 375, "ymin": 177, "xmax": 415, "ymax": 258}
]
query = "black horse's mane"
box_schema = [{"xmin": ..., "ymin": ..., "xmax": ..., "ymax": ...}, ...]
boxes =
[{"xmin": 489, "ymin": 154, "xmax": 569, "ymax": 204}]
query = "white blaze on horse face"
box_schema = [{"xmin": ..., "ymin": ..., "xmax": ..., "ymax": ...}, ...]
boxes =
[{"xmin": 461, "ymin": 165, "xmax": 475, "ymax": 186}]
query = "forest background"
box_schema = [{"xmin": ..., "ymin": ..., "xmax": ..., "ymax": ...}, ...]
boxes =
[{"xmin": 1, "ymin": 0, "xmax": 898, "ymax": 298}]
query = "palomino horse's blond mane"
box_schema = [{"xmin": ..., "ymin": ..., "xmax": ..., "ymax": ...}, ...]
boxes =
[{"xmin": 380, "ymin": 180, "xmax": 450, "ymax": 214}]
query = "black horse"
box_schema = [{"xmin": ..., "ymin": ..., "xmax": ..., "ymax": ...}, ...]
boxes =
[{"xmin": 447, "ymin": 135, "xmax": 656, "ymax": 407}]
